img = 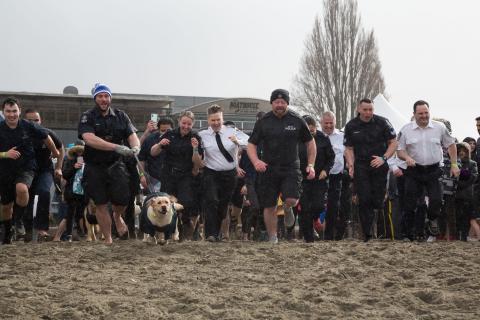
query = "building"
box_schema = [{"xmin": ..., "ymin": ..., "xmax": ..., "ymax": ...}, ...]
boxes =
[
  {"xmin": 175, "ymin": 97, "xmax": 271, "ymax": 131},
  {"xmin": 0, "ymin": 87, "xmax": 271, "ymax": 143}
]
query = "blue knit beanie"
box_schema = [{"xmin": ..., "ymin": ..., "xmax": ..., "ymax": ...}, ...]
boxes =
[{"xmin": 92, "ymin": 83, "xmax": 112, "ymax": 99}]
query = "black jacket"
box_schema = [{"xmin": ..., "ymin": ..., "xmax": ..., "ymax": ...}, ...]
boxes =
[{"xmin": 299, "ymin": 130, "xmax": 335, "ymax": 179}]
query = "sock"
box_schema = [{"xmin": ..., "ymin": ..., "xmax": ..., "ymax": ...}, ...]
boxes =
[
  {"xmin": 2, "ymin": 219, "xmax": 13, "ymax": 243},
  {"xmin": 14, "ymin": 204, "xmax": 30, "ymax": 232}
]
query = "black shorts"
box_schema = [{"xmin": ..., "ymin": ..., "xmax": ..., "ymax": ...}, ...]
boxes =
[
  {"xmin": 257, "ymin": 166, "xmax": 302, "ymax": 208},
  {"xmin": 0, "ymin": 170, "xmax": 35, "ymax": 205},
  {"xmin": 84, "ymin": 161, "xmax": 130, "ymax": 206}
]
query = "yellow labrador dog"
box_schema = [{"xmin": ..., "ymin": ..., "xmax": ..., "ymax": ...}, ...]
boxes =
[{"xmin": 140, "ymin": 193, "xmax": 183, "ymax": 245}]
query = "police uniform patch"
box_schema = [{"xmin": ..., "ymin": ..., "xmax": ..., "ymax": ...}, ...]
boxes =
[{"xmin": 81, "ymin": 115, "xmax": 88, "ymax": 123}]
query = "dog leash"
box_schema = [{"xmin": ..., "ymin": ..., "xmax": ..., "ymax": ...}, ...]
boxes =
[{"xmin": 133, "ymin": 153, "xmax": 153, "ymax": 194}]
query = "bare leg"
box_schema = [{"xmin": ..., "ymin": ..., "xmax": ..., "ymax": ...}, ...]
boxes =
[
  {"xmin": 231, "ymin": 206, "xmax": 242, "ymax": 239},
  {"xmin": 1, "ymin": 203, "xmax": 13, "ymax": 221},
  {"xmin": 469, "ymin": 219, "xmax": 480, "ymax": 239},
  {"xmin": 15, "ymin": 183, "xmax": 29, "ymax": 208},
  {"xmin": 95, "ymin": 204, "xmax": 113, "ymax": 244},
  {"xmin": 112, "ymin": 204, "xmax": 128, "ymax": 236},
  {"xmin": 263, "ymin": 206, "xmax": 277, "ymax": 238},
  {"xmin": 53, "ymin": 219, "xmax": 66, "ymax": 241}
]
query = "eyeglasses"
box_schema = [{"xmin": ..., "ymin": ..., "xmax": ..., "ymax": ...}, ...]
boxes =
[{"xmin": 28, "ymin": 119, "xmax": 40, "ymax": 122}]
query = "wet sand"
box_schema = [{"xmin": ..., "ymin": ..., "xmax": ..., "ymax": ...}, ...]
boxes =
[{"xmin": 1, "ymin": 239, "xmax": 479, "ymax": 319}]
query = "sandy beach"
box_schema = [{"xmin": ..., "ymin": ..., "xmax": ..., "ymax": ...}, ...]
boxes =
[{"xmin": 1, "ymin": 239, "xmax": 479, "ymax": 319}]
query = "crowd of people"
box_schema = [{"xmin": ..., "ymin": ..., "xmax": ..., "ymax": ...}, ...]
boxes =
[{"xmin": 1, "ymin": 84, "xmax": 479, "ymax": 245}]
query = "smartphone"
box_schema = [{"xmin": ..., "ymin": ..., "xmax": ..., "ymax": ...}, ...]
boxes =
[
  {"xmin": 77, "ymin": 156, "xmax": 84, "ymax": 164},
  {"xmin": 150, "ymin": 113, "xmax": 158, "ymax": 123}
]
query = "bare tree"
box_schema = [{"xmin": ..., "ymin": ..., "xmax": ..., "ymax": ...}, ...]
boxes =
[{"xmin": 292, "ymin": 0, "xmax": 385, "ymax": 128}]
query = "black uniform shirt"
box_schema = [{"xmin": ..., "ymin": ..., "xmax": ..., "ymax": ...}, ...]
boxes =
[
  {"xmin": 0, "ymin": 119, "xmax": 48, "ymax": 174},
  {"xmin": 138, "ymin": 131, "xmax": 165, "ymax": 181},
  {"xmin": 78, "ymin": 106, "xmax": 136, "ymax": 165},
  {"xmin": 343, "ymin": 114, "xmax": 396, "ymax": 161},
  {"xmin": 33, "ymin": 128, "xmax": 63, "ymax": 172},
  {"xmin": 299, "ymin": 130, "xmax": 335, "ymax": 178},
  {"xmin": 475, "ymin": 137, "xmax": 480, "ymax": 172},
  {"xmin": 161, "ymin": 128, "xmax": 203, "ymax": 173},
  {"xmin": 249, "ymin": 110, "xmax": 312, "ymax": 168}
]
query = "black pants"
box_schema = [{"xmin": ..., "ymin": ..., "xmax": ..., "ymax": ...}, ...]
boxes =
[
  {"xmin": 455, "ymin": 199, "xmax": 473, "ymax": 241},
  {"xmin": 203, "ymin": 168, "xmax": 237, "ymax": 239},
  {"xmin": 403, "ymin": 165, "xmax": 443, "ymax": 238},
  {"xmin": 353, "ymin": 161, "xmax": 388, "ymax": 239},
  {"xmin": 299, "ymin": 179, "xmax": 328, "ymax": 242},
  {"xmin": 340, "ymin": 173, "xmax": 353, "ymax": 236},
  {"xmin": 66, "ymin": 195, "xmax": 86, "ymax": 236},
  {"xmin": 325, "ymin": 173, "xmax": 345, "ymax": 240}
]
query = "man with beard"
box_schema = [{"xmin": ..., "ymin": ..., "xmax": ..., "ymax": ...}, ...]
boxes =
[
  {"xmin": 397, "ymin": 100, "xmax": 459, "ymax": 242},
  {"xmin": 247, "ymin": 89, "xmax": 316, "ymax": 244},
  {"xmin": 78, "ymin": 83, "xmax": 140, "ymax": 244}
]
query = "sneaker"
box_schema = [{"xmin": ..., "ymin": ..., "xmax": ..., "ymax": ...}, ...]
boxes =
[
  {"xmin": 269, "ymin": 235, "xmax": 279, "ymax": 244},
  {"xmin": 283, "ymin": 205, "xmax": 295, "ymax": 228},
  {"xmin": 467, "ymin": 236, "xmax": 479, "ymax": 242},
  {"xmin": 427, "ymin": 219, "xmax": 440, "ymax": 236},
  {"xmin": 426, "ymin": 236, "xmax": 436, "ymax": 243},
  {"xmin": 15, "ymin": 225, "xmax": 26, "ymax": 238}
]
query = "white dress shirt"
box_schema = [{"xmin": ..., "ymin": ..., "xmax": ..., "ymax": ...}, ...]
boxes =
[
  {"xmin": 323, "ymin": 129, "xmax": 345, "ymax": 174},
  {"xmin": 198, "ymin": 125, "xmax": 249, "ymax": 171},
  {"xmin": 398, "ymin": 120, "xmax": 455, "ymax": 166}
]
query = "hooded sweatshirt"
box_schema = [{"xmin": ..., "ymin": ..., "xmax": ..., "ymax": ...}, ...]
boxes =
[{"xmin": 456, "ymin": 142, "xmax": 478, "ymax": 200}]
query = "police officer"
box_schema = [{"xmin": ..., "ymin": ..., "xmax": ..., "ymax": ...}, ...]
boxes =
[
  {"xmin": 0, "ymin": 97, "xmax": 60, "ymax": 244},
  {"xmin": 344, "ymin": 98, "xmax": 397, "ymax": 242},
  {"xmin": 397, "ymin": 100, "xmax": 459, "ymax": 241},
  {"xmin": 198, "ymin": 105, "xmax": 248, "ymax": 242},
  {"xmin": 247, "ymin": 89, "xmax": 316, "ymax": 244},
  {"xmin": 24, "ymin": 109, "xmax": 64, "ymax": 241},
  {"xmin": 78, "ymin": 83, "xmax": 140, "ymax": 244},
  {"xmin": 150, "ymin": 111, "xmax": 203, "ymax": 239},
  {"xmin": 299, "ymin": 115, "xmax": 334, "ymax": 242}
]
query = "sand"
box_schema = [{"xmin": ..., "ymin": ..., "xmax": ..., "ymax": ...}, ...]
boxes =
[{"xmin": 1, "ymin": 239, "xmax": 479, "ymax": 319}]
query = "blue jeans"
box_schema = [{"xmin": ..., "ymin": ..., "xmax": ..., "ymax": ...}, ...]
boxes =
[{"xmin": 27, "ymin": 170, "xmax": 53, "ymax": 231}]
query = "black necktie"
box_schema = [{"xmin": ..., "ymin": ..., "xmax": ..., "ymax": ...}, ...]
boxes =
[{"xmin": 215, "ymin": 132, "xmax": 234, "ymax": 163}]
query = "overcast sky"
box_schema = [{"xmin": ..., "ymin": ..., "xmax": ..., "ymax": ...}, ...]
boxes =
[{"xmin": 1, "ymin": 0, "xmax": 479, "ymax": 139}]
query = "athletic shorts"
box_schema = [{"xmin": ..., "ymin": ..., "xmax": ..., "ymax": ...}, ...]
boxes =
[
  {"xmin": 257, "ymin": 166, "xmax": 302, "ymax": 208},
  {"xmin": 0, "ymin": 170, "xmax": 35, "ymax": 205},
  {"xmin": 84, "ymin": 161, "xmax": 130, "ymax": 206}
]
